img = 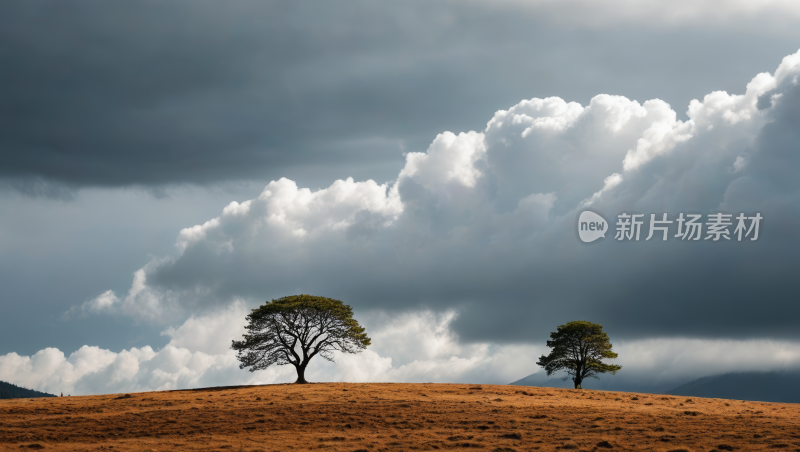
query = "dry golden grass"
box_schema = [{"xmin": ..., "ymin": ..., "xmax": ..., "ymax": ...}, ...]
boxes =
[{"xmin": 1, "ymin": 383, "xmax": 799, "ymax": 451}]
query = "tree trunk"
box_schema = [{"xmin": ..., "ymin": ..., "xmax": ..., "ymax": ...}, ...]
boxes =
[
  {"xmin": 294, "ymin": 364, "xmax": 309, "ymax": 384},
  {"xmin": 573, "ymin": 377, "xmax": 582, "ymax": 389}
]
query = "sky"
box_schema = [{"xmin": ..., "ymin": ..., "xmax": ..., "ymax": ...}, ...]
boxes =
[{"xmin": 2, "ymin": 0, "xmax": 800, "ymax": 396}]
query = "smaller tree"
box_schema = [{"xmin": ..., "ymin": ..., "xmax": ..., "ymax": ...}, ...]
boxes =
[
  {"xmin": 536, "ymin": 320, "xmax": 621, "ymax": 389},
  {"xmin": 232, "ymin": 295, "xmax": 371, "ymax": 384}
]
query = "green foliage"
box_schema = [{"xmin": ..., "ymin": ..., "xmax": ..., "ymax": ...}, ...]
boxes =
[
  {"xmin": 536, "ymin": 320, "xmax": 621, "ymax": 389},
  {"xmin": 231, "ymin": 294, "xmax": 371, "ymax": 384}
]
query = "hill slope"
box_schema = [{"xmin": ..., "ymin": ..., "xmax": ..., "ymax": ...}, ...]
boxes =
[
  {"xmin": 0, "ymin": 380, "xmax": 55, "ymax": 399},
  {"xmin": 1, "ymin": 383, "xmax": 798, "ymax": 451}
]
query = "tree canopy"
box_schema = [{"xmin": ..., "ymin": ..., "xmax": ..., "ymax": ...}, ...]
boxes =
[
  {"xmin": 231, "ymin": 294, "xmax": 371, "ymax": 384},
  {"xmin": 536, "ymin": 320, "xmax": 621, "ymax": 389}
]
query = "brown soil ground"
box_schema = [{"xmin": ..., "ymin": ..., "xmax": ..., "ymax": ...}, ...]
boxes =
[{"xmin": 1, "ymin": 383, "xmax": 799, "ymax": 451}]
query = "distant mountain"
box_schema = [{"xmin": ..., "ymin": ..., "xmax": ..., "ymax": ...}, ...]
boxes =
[
  {"xmin": 665, "ymin": 371, "xmax": 800, "ymax": 403},
  {"xmin": 510, "ymin": 373, "xmax": 574, "ymax": 389},
  {"xmin": 509, "ymin": 371, "xmax": 672, "ymax": 394},
  {"xmin": 0, "ymin": 380, "xmax": 56, "ymax": 399},
  {"xmin": 510, "ymin": 370, "xmax": 800, "ymax": 403}
]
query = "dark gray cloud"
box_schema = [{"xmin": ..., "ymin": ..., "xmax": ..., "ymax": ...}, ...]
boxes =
[{"xmin": 2, "ymin": 0, "xmax": 800, "ymax": 191}]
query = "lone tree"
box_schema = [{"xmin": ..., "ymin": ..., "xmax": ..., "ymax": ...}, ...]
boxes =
[
  {"xmin": 536, "ymin": 320, "xmax": 621, "ymax": 389},
  {"xmin": 232, "ymin": 294, "xmax": 371, "ymax": 384}
]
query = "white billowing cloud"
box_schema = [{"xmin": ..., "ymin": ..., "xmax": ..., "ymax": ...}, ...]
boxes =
[
  {"xmin": 158, "ymin": 306, "xmax": 545, "ymax": 387},
  {"xmin": 315, "ymin": 310, "xmax": 544, "ymax": 385},
  {"xmin": 5, "ymin": 307, "xmax": 536, "ymax": 395},
  {"xmin": 0, "ymin": 343, "xmax": 290, "ymax": 397},
  {"xmin": 65, "ymin": 257, "xmax": 184, "ymax": 323},
  {"xmin": 399, "ymin": 131, "xmax": 487, "ymax": 190},
  {"xmin": 249, "ymin": 176, "xmax": 402, "ymax": 239},
  {"xmin": 480, "ymin": 94, "xmax": 654, "ymax": 208},
  {"xmin": 733, "ymin": 155, "xmax": 748, "ymax": 173},
  {"xmin": 89, "ymin": 290, "xmax": 119, "ymax": 311},
  {"xmin": 176, "ymin": 217, "xmax": 222, "ymax": 252},
  {"xmin": 62, "ymin": 289, "xmax": 120, "ymax": 319},
  {"xmin": 161, "ymin": 300, "xmax": 249, "ymax": 355},
  {"xmin": 584, "ymin": 173, "xmax": 623, "ymax": 206},
  {"xmin": 6, "ymin": 304, "xmax": 279, "ymax": 395},
  {"xmin": 485, "ymin": 97, "xmax": 584, "ymax": 137},
  {"xmin": 620, "ymin": 71, "xmax": 778, "ymax": 172},
  {"xmin": 6, "ymin": 304, "xmax": 800, "ymax": 395},
  {"xmin": 620, "ymin": 103, "xmax": 692, "ymax": 172},
  {"xmin": 68, "ymin": 49, "xmax": 800, "ymax": 349},
  {"xmin": 0, "ymin": 346, "xmax": 146, "ymax": 396},
  {"xmin": 78, "ymin": 176, "xmax": 404, "ymax": 323}
]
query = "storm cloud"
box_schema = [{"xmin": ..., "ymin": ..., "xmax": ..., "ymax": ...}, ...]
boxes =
[
  {"xmin": 3, "ymin": 0, "xmax": 800, "ymax": 192},
  {"xmin": 5, "ymin": 1, "xmax": 800, "ymax": 395},
  {"xmin": 73, "ymin": 50, "xmax": 800, "ymax": 345}
]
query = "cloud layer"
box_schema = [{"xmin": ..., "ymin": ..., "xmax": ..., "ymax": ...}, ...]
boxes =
[
  {"xmin": 5, "ymin": 3, "xmax": 800, "ymax": 397},
  {"xmin": 4, "ymin": 1, "xmax": 800, "ymax": 191},
  {"xmin": 71, "ymin": 50, "xmax": 800, "ymax": 344}
]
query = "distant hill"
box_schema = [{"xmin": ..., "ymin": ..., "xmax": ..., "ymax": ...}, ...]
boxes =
[
  {"xmin": 0, "ymin": 380, "xmax": 56, "ymax": 399},
  {"xmin": 665, "ymin": 371, "xmax": 800, "ymax": 403},
  {"xmin": 511, "ymin": 370, "xmax": 800, "ymax": 403}
]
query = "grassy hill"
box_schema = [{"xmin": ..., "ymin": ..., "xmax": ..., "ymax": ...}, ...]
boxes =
[
  {"xmin": 1, "ymin": 383, "xmax": 798, "ymax": 450},
  {"xmin": 0, "ymin": 380, "xmax": 56, "ymax": 399}
]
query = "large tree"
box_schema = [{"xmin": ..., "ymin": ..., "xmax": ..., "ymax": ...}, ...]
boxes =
[
  {"xmin": 536, "ymin": 320, "xmax": 621, "ymax": 389},
  {"xmin": 232, "ymin": 294, "xmax": 371, "ymax": 384}
]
